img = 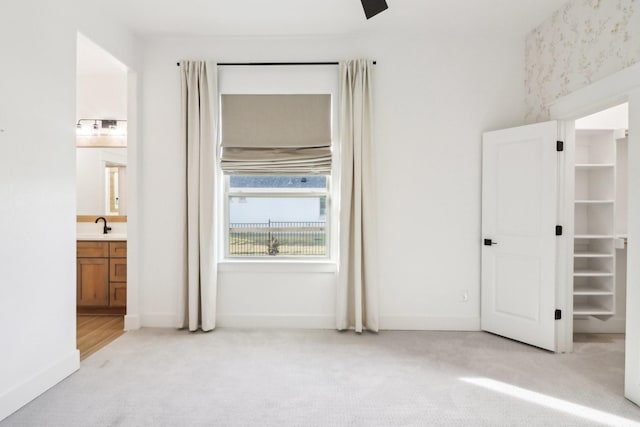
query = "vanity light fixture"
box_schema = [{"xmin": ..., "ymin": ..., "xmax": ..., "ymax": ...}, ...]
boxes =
[{"xmin": 76, "ymin": 119, "xmax": 127, "ymax": 136}]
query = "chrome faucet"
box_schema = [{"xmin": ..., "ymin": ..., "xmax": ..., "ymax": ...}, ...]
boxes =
[{"xmin": 95, "ymin": 216, "xmax": 111, "ymax": 234}]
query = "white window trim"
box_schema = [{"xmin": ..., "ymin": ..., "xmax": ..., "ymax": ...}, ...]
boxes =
[{"xmin": 218, "ymin": 259, "xmax": 337, "ymax": 273}]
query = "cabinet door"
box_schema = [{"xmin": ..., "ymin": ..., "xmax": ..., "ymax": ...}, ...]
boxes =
[
  {"xmin": 109, "ymin": 282, "xmax": 127, "ymax": 307},
  {"xmin": 110, "ymin": 258, "xmax": 127, "ymax": 282},
  {"xmin": 77, "ymin": 258, "xmax": 109, "ymax": 306},
  {"xmin": 109, "ymin": 241, "xmax": 127, "ymax": 258},
  {"xmin": 77, "ymin": 241, "xmax": 109, "ymax": 258}
]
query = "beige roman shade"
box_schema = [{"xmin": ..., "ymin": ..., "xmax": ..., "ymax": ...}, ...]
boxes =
[{"xmin": 220, "ymin": 94, "xmax": 332, "ymax": 174}]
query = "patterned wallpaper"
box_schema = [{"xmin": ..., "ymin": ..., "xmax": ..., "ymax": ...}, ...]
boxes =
[{"xmin": 525, "ymin": 0, "xmax": 640, "ymax": 122}]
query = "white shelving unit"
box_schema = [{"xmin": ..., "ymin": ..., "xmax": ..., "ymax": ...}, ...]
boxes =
[{"xmin": 572, "ymin": 130, "xmax": 617, "ymax": 319}]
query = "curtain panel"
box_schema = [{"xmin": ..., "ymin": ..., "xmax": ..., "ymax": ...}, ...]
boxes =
[
  {"xmin": 336, "ymin": 59, "xmax": 379, "ymax": 333},
  {"xmin": 178, "ymin": 61, "xmax": 218, "ymax": 332}
]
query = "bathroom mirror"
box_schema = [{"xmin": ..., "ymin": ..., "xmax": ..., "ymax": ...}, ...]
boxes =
[{"xmin": 77, "ymin": 147, "xmax": 127, "ymax": 216}]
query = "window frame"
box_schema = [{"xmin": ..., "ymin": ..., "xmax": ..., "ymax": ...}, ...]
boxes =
[{"xmin": 216, "ymin": 64, "xmax": 340, "ymax": 265}]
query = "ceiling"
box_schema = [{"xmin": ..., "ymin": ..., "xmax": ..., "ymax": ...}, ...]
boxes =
[
  {"xmin": 105, "ymin": 0, "xmax": 569, "ymax": 38},
  {"xmin": 80, "ymin": 0, "xmax": 568, "ymax": 76}
]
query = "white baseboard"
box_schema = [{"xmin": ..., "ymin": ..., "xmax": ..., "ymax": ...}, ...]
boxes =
[
  {"xmin": 573, "ymin": 317, "xmax": 625, "ymax": 334},
  {"xmin": 0, "ymin": 350, "xmax": 79, "ymax": 422},
  {"xmin": 139, "ymin": 313, "xmax": 335, "ymax": 329},
  {"xmin": 216, "ymin": 314, "xmax": 335, "ymax": 329},
  {"xmin": 217, "ymin": 315, "xmax": 481, "ymax": 331},
  {"xmin": 140, "ymin": 313, "xmax": 178, "ymax": 328},
  {"xmin": 137, "ymin": 312, "xmax": 482, "ymax": 331},
  {"xmin": 124, "ymin": 314, "xmax": 141, "ymax": 330},
  {"xmin": 380, "ymin": 315, "xmax": 481, "ymax": 331}
]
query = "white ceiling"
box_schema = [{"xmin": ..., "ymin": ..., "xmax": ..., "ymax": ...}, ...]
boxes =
[
  {"xmin": 105, "ymin": 0, "xmax": 569, "ymax": 38},
  {"xmin": 80, "ymin": 0, "xmax": 568, "ymax": 75}
]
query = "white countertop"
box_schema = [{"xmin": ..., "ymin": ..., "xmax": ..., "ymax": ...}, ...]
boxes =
[{"xmin": 77, "ymin": 233, "xmax": 127, "ymax": 241}]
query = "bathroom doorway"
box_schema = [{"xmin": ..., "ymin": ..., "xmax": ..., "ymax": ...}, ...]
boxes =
[{"xmin": 75, "ymin": 33, "xmax": 131, "ymax": 359}]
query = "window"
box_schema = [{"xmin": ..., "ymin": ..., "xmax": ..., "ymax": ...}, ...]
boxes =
[
  {"xmin": 105, "ymin": 166, "xmax": 120, "ymax": 215},
  {"xmin": 225, "ymin": 175, "xmax": 330, "ymax": 257},
  {"xmin": 217, "ymin": 66, "xmax": 338, "ymax": 260}
]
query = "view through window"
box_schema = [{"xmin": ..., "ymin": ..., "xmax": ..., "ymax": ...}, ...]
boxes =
[{"xmin": 226, "ymin": 176, "xmax": 329, "ymax": 257}]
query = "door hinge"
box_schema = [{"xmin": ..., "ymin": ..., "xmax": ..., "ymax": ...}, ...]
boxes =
[
  {"xmin": 555, "ymin": 225, "xmax": 563, "ymax": 236},
  {"xmin": 557, "ymin": 140, "xmax": 564, "ymax": 152},
  {"xmin": 555, "ymin": 309, "xmax": 562, "ymax": 320}
]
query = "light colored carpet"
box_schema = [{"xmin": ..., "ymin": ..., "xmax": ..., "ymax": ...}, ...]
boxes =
[{"xmin": 3, "ymin": 330, "xmax": 640, "ymax": 426}]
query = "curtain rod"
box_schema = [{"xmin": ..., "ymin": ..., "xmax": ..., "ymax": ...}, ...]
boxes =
[{"xmin": 176, "ymin": 61, "xmax": 376, "ymax": 67}]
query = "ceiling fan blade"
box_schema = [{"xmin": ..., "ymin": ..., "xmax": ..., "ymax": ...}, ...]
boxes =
[{"xmin": 361, "ymin": 0, "xmax": 389, "ymax": 20}]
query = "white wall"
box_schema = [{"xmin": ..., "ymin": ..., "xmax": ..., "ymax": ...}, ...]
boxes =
[
  {"xmin": 372, "ymin": 34, "xmax": 524, "ymax": 330},
  {"xmin": 76, "ymin": 73, "xmax": 127, "ymax": 120},
  {"xmin": 575, "ymin": 103, "xmax": 629, "ymax": 130},
  {"xmin": 0, "ymin": 0, "xmax": 140, "ymax": 421},
  {"xmin": 139, "ymin": 33, "xmax": 525, "ymax": 329},
  {"xmin": 0, "ymin": 3, "xmax": 77, "ymax": 419}
]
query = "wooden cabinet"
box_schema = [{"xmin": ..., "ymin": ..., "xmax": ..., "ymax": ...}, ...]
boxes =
[
  {"xmin": 110, "ymin": 241, "xmax": 127, "ymax": 258},
  {"xmin": 108, "ymin": 241, "xmax": 127, "ymax": 308},
  {"xmin": 77, "ymin": 240, "xmax": 127, "ymax": 314},
  {"xmin": 110, "ymin": 258, "xmax": 127, "ymax": 282},
  {"xmin": 77, "ymin": 257, "xmax": 109, "ymax": 306},
  {"xmin": 77, "ymin": 241, "xmax": 109, "ymax": 258},
  {"xmin": 109, "ymin": 283, "xmax": 127, "ymax": 307}
]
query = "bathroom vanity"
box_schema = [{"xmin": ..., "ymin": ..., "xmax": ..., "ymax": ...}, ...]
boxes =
[{"xmin": 76, "ymin": 237, "xmax": 127, "ymax": 314}]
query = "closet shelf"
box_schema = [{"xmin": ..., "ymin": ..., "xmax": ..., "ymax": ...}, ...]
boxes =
[
  {"xmin": 572, "ymin": 128, "xmax": 620, "ymax": 322},
  {"xmin": 574, "ymin": 200, "xmax": 614, "ymax": 204},
  {"xmin": 573, "ymin": 302, "xmax": 614, "ymax": 316},
  {"xmin": 573, "ymin": 270, "xmax": 613, "ymax": 277},
  {"xmin": 573, "ymin": 284, "xmax": 613, "ymax": 295},
  {"xmin": 573, "ymin": 252, "xmax": 613, "ymax": 258},
  {"xmin": 574, "ymin": 163, "xmax": 615, "ymax": 169}
]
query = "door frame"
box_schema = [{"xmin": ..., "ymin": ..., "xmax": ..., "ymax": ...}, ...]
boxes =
[
  {"xmin": 76, "ymin": 32, "xmax": 141, "ymax": 330},
  {"xmin": 549, "ymin": 62, "xmax": 640, "ymax": 356}
]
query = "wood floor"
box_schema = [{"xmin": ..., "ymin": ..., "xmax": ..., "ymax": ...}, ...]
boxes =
[{"xmin": 77, "ymin": 315, "xmax": 125, "ymax": 361}]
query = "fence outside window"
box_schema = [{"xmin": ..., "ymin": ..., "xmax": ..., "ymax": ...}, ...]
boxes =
[{"xmin": 228, "ymin": 220, "xmax": 327, "ymax": 256}]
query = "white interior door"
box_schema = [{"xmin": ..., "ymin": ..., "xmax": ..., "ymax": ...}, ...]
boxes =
[{"xmin": 482, "ymin": 121, "xmax": 560, "ymax": 352}]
